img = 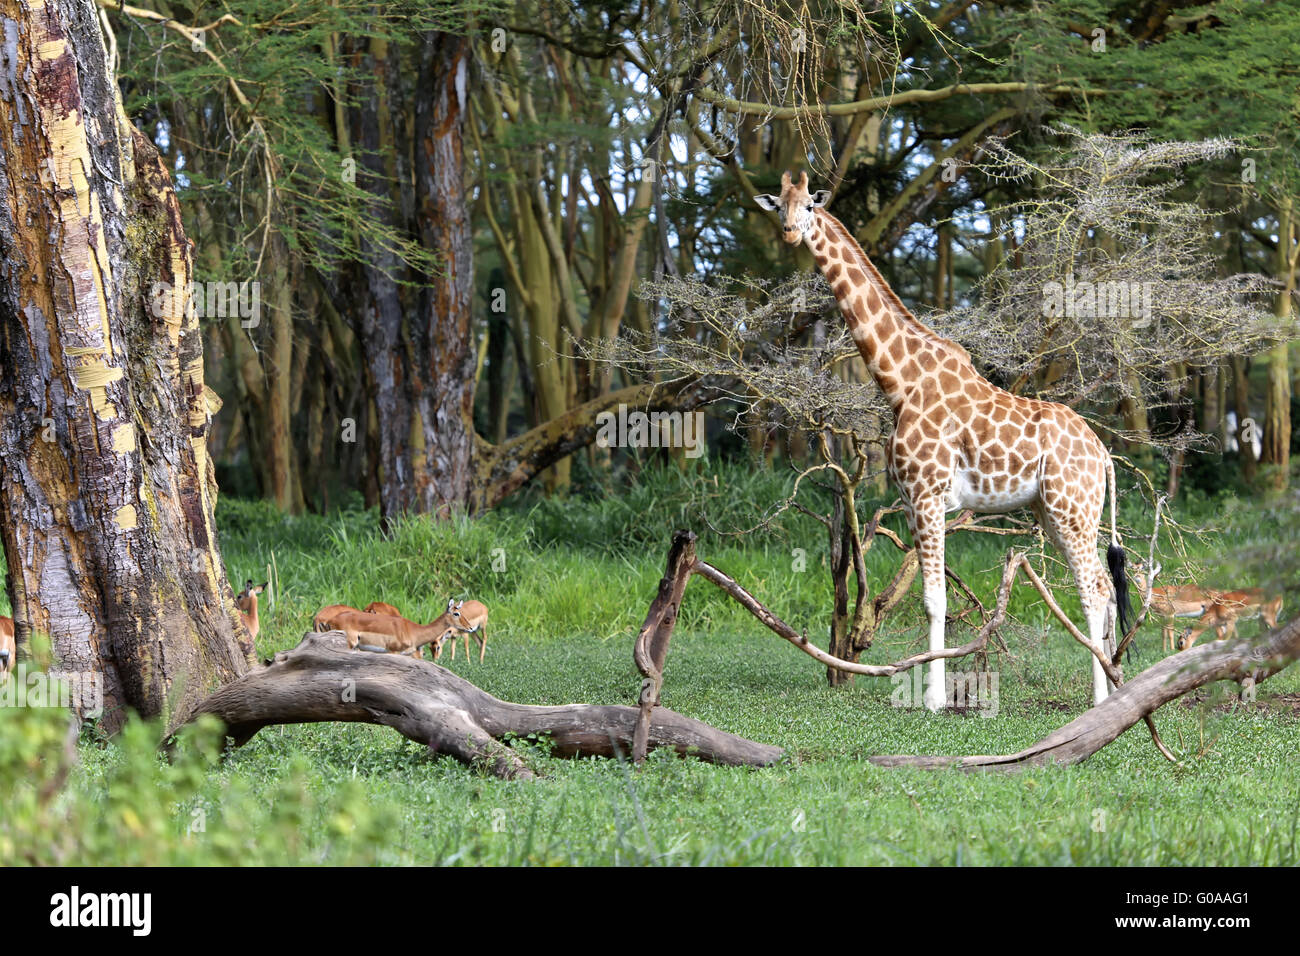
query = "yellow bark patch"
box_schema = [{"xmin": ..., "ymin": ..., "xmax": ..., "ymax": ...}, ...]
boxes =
[
  {"xmin": 114, "ymin": 504, "xmax": 138, "ymax": 530},
  {"xmin": 203, "ymin": 383, "xmax": 223, "ymax": 416},
  {"xmin": 32, "ymin": 15, "xmax": 116, "ymax": 361},
  {"xmin": 67, "ymin": 351, "xmax": 122, "ymax": 418},
  {"xmin": 111, "ymin": 423, "xmax": 136, "ymax": 454}
]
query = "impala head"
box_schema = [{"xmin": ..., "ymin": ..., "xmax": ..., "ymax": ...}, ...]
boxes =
[
  {"xmin": 237, "ymin": 580, "xmax": 266, "ymax": 610},
  {"xmin": 754, "ymin": 170, "xmax": 831, "ymax": 245},
  {"xmin": 447, "ymin": 598, "xmax": 481, "ymax": 633}
]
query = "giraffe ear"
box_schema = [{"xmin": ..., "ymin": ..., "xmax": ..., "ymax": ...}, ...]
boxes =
[
  {"xmin": 810, "ymin": 190, "xmax": 831, "ymax": 208},
  {"xmin": 754, "ymin": 194, "xmax": 781, "ymax": 212}
]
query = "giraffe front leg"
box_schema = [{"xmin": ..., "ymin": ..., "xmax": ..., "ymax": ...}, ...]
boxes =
[{"xmin": 911, "ymin": 499, "xmax": 949, "ymax": 712}]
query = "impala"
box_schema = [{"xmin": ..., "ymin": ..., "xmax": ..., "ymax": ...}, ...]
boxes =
[
  {"xmin": 1178, "ymin": 588, "xmax": 1284, "ymax": 650},
  {"xmin": 1130, "ymin": 567, "xmax": 1221, "ymax": 651},
  {"xmin": 360, "ymin": 600, "xmax": 489, "ymax": 663},
  {"xmin": 0, "ymin": 615, "xmax": 14, "ymax": 682},
  {"xmin": 236, "ymin": 580, "xmax": 267, "ymax": 641},
  {"xmin": 314, "ymin": 600, "xmax": 462, "ymax": 660},
  {"xmin": 447, "ymin": 599, "xmax": 488, "ymax": 663},
  {"xmin": 362, "ymin": 602, "xmax": 436, "ymax": 660}
]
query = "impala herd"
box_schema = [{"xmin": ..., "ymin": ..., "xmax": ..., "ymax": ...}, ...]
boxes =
[
  {"xmin": 1143, "ymin": 582, "xmax": 1283, "ymax": 651},
  {"xmin": 312, "ymin": 597, "xmax": 488, "ymax": 662},
  {"xmin": 0, "ymin": 584, "xmax": 489, "ymax": 684}
]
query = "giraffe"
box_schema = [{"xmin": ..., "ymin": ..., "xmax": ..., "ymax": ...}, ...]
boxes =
[{"xmin": 756, "ymin": 171, "xmax": 1131, "ymax": 709}]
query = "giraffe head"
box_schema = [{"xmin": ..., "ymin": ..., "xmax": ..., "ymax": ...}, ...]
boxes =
[{"xmin": 754, "ymin": 171, "xmax": 831, "ymax": 245}]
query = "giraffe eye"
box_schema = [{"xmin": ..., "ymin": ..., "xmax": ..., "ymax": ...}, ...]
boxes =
[{"xmin": 806, "ymin": 205, "xmax": 813, "ymax": 212}]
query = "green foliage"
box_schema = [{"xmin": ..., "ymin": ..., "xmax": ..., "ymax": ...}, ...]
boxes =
[{"xmin": 0, "ymin": 705, "xmax": 399, "ymax": 865}]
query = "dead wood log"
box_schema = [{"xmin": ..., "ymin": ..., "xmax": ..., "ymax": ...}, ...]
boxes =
[
  {"xmin": 186, "ymin": 630, "xmax": 783, "ymax": 779},
  {"xmin": 870, "ymin": 616, "xmax": 1300, "ymax": 770}
]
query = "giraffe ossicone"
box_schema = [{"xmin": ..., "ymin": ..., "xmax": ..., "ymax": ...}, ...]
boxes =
[{"xmin": 756, "ymin": 170, "xmax": 1132, "ymax": 709}]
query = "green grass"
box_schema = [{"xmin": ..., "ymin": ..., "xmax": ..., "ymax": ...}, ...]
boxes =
[{"xmin": 3, "ymin": 461, "xmax": 1299, "ymax": 865}]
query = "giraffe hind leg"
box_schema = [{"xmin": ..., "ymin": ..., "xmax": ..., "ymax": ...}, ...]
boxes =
[{"xmin": 1039, "ymin": 504, "xmax": 1112, "ymax": 705}]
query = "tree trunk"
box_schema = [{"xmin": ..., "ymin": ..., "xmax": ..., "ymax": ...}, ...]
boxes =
[
  {"xmin": 1261, "ymin": 200, "xmax": 1295, "ymax": 490},
  {"xmin": 264, "ymin": 228, "xmax": 303, "ymax": 512},
  {"xmin": 341, "ymin": 33, "xmax": 735, "ymax": 519},
  {"xmin": 0, "ymin": 0, "xmax": 249, "ymax": 732},
  {"xmin": 413, "ymin": 31, "xmax": 479, "ymax": 517},
  {"xmin": 1232, "ymin": 355, "xmax": 1257, "ymax": 482},
  {"xmin": 346, "ymin": 34, "xmax": 417, "ymax": 523}
]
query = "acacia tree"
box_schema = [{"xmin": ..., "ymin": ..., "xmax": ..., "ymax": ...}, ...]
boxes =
[
  {"xmin": 947, "ymin": 129, "xmax": 1278, "ymax": 463},
  {"xmin": 0, "ymin": 0, "xmax": 249, "ymax": 732}
]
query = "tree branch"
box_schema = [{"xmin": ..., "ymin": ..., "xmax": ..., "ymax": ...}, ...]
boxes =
[{"xmin": 693, "ymin": 82, "xmax": 1109, "ymax": 120}]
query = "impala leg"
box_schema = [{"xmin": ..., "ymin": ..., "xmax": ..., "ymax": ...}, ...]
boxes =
[
  {"xmin": 477, "ymin": 625, "xmax": 486, "ymax": 663},
  {"xmin": 463, "ymin": 632, "xmax": 471, "ymax": 662}
]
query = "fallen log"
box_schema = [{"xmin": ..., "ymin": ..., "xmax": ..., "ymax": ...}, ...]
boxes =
[
  {"xmin": 185, "ymin": 630, "xmax": 784, "ymax": 779},
  {"xmin": 870, "ymin": 616, "xmax": 1300, "ymax": 770}
]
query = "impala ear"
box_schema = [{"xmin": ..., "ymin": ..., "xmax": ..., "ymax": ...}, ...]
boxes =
[
  {"xmin": 455, "ymin": 600, "xmax": 464, "ymax": 610},
  {"xmin": 754, "ymin": 194, "xmax": 781, "ymax": 212},
  {"xmin": 810, "ymin": 190, "xmax": 831, "ymax": 208}
]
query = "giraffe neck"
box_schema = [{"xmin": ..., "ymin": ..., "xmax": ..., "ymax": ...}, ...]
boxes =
[{"xmin": 804, "ymin": 209, "xmax": 969, "ymax": 408}]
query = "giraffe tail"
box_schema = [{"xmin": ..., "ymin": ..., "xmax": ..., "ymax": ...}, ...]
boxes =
[{"xmin": 1106, "ymin": 456, "xmax": 1133, "ymax": 638}]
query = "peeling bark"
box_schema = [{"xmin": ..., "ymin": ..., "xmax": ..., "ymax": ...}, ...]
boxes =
[{"xmin": 0, "ymin": 0, "xmax": 248, "ymax": 731}]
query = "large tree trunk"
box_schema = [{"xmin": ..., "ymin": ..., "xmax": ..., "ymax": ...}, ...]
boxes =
[
  {"xmin": 346, "ymin": 33, "xmax": 418, "ymax": 523},
  {"xmin": 0, "ymin": 0, "xmax": 249, "ymax": 731},
  {"xmin": 413, "ymin": 31, "xmax": 479, "ymax": 517}
]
